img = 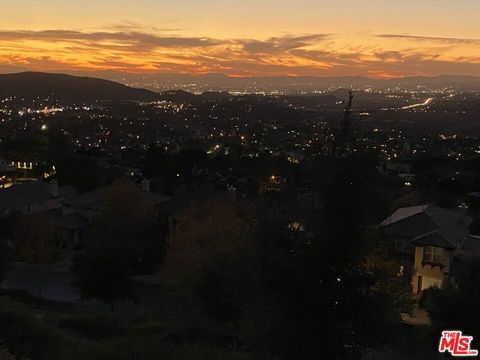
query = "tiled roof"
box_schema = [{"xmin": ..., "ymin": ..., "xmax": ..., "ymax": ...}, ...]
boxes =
[
  {"xmin": 411, "ymin": 230, "xmax": 456, "ymax": 249},
  {"xmin": 380, "ymin": 205, "xmax": 471, "ymax": 249},
  {"xmin": 62, "ymin": 186, "xmax": 171, "ymax": 212},
  {"xmin": 0, "ymin": 181, "xmax": 75, "ymax": 210}
]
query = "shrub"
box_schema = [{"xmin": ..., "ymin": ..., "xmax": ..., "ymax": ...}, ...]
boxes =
[
  {"xmin": 0, "ymin": 300, "xmax": 60, "ymax": 360},
  {"xmin": 57, "ymin": 315, "xmax": 127, "ymax": 339}
]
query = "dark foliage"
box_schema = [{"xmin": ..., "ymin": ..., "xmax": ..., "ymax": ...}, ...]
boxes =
[{"xmin": 424, "ymin": 259, "xmax": 480, "ymax": 339}]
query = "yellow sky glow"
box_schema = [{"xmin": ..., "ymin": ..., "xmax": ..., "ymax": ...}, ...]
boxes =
[{"xmin": 2, "ymin": 1, "xmax": 480, "ymax": 77}]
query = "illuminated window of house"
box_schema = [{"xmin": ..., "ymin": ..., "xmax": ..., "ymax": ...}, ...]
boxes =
[{"xmin": 423, "ymin": 246, "xmax": 443, "ymax": 264}]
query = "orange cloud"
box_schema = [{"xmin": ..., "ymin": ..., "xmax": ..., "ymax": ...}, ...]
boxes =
[{"xmin": 0, "ymin": 28, "xmax": 480, "ymax": 77}]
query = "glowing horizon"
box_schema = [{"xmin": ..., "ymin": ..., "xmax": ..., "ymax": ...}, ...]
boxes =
[{"xmin": 2, "ymin": 0, "xmax": 480, "ymax": 78}]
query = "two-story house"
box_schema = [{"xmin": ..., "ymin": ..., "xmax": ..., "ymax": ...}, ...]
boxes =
[{"xmin": 380, "ymin": 205, "xmax": 471, "ymax": 294}]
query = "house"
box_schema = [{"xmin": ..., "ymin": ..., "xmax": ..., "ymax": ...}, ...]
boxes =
[
  {"xmin": 0, "ymin": 180, "xmax": 76, "ymax": 217},
  {"xmin": 0, "ymin": 180, "xmax": 89, "ymax": 249},
  {"xmin": 1, "ymin": 179, "xmax": 172, "ymax": 249},
  {"xmin": 61, "ymin": 181, "xmax": 171, "ymax": 219},
  {"xmin": 380, "ymin": 205, "xmax": 472, "ymax": 294},
  {"xmin": 60, "ymin": 180, "xmax": 172, "ymax": 242},
  {"xmin": 449, "ymin": 219, "xmax": 480, "ymax": 279}
]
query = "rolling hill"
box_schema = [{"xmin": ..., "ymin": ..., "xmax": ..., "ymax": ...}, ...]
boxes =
[{"xmin": 0, "ymin": 72, "xmax": 159, "ymax": 103}]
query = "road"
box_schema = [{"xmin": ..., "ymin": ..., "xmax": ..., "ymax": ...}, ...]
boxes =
[{"xmin": 400, "ymin": 97, "xmax": 434, "ymax": 110}]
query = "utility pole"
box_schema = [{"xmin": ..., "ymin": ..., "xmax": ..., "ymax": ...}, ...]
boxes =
[
  {"xmin": 341, "ymin": 90, "xmax": 354, "ymax": 137},
  {"xmin": 332, "ymin": 90, "xmax": 355, "ymax": 155}
]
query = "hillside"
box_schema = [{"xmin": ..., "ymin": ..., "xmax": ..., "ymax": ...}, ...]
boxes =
[{"xmin": 0, "ymin": 72, "xmax": 159, "ymax": 103}]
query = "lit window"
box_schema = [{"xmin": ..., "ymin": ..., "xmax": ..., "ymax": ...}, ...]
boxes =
[{"xmin": 423, "ymin": 246, "xmax": 443, "ymax": 264}]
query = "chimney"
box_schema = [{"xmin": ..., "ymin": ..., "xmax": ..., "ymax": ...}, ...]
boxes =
[
  {"xmin": 142, "ymin": 179, "xmax": 151, "ymax": 192},
  {"xmin": 457, "ymin": 202, "xmax": 469, "ymax": 220},
  {"xmin": 50, "ymin": 180, "xmax": 58, "ymax": 198},
  {"xmin": 227, "ymin": 185, "xmax": 236, "ymax": 203}
]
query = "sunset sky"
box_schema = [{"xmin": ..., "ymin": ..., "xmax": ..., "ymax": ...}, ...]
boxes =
[{"xmin": 2, "ymin": 0, "xmax": 480, "ymax": 78}]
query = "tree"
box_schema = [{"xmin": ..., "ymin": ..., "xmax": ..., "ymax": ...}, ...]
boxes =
[
  {"xmin": 72, "ymin": 179, "xmax": 167, "ymax": 309},
  {"xmin": 160, "ymin": 199, "xmax": 255, "ymax": 328},
  {"xmin": 47, "ymin": 132, "xmax": 108, "ymax": 191},
  {"xmin": 94, "ymin": 179, "xmax": 167, "ymax": 274},
  {"xmin": 15, "ymin": 214, "xmax": 58, "ymax": 264},
  {"xmin": 72, "ymin": 248, "xmax": 135, "ymax": 311},
  {"xmin": 0, "ymin": 237, "xmax": 11, "ymax": 284},
  {"xmin": 0, "ymin": 215, "xmax": 14, "ymax": 283},
  {"xmin": 13, "ymin": 213, "xmax": 59, "ymax": 298},
  {"xmin": 162, "ymin": 200, "xmax": 253, "ymax": 290},
  {"xmin": 241, "ymin": 157, "xmax": 410, "ymax": 359},
  {"xmin": 424, "ymin": 259, "xmax": 480, "ymax": 339},
  {"xmin": 0, "ymin": 347, "xmax": 17, "ymax": 360}
]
